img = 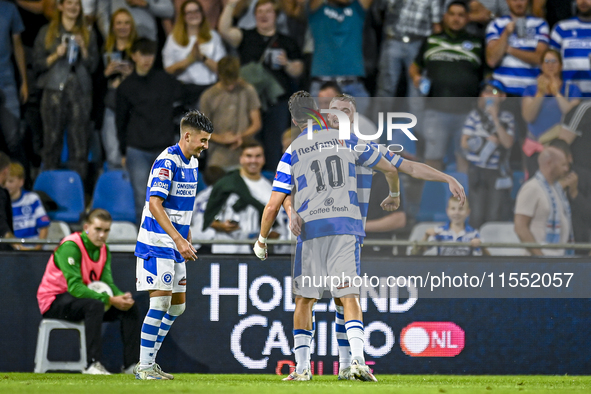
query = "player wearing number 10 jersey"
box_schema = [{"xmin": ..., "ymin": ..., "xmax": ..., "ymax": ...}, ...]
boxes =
[{"xmin": 254, "ymin": 91, "xmax": 401, "ymax": 381}]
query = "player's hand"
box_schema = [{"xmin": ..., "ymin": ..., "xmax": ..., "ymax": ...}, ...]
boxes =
[
  {"xmin": 470, "ymin": 238, "xmax": 482, "ymax": 248},
  {"xmin": 110, "ymin": 295, "xmax": 135, "ymax": 311},
  {"xmin": 448, "ymin": 178, "xmax": 466, "ymax": 206},
  {"xmin": 380, "ymin": 196, "xmax": 400, "ymax": 211},
  {"xmin": 289, "ymin": 209, "xmax": 302, "ymax": 237},
  {"xmin": 176, "ymin": 238, "xmax": 198, "ymax": 261},
  {"xmin": 253, "ymin": 240, "xmax": 267, "ymax": 260}
]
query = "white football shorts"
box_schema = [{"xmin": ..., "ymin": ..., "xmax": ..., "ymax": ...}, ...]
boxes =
[
  {"xmin": 292, "ymin": 234, "xmax": 361, "ymax": 299},
  {"xmin": 136, "ymin": 256, "xmax": 187, "ymax": 293}
]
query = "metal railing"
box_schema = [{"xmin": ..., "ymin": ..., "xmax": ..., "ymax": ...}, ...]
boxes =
[{"xmin": 1, "ymin": 237, "xmax": 590, "ymax": 251}]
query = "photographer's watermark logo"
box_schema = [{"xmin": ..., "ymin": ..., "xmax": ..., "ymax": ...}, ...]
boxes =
[{"xmin": 306, "ymin": 109, "xmax": 418, "ymax": 142}]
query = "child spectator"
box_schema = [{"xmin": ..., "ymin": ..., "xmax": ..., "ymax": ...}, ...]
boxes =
[
  {"xmin": 414, "ymin": 196, "xmax": 489, "ymax": 256},
  {"xmin": 6, "ymin": 162, "xmax": 50, "ymax": 249}
]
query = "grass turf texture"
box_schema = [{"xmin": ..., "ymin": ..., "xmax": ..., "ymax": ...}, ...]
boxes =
[{"xmin": 1, "ymin": 374, "xmax": 591, "ymax": 393}]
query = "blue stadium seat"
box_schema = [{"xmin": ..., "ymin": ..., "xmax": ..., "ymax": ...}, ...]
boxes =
[
  {"xmin": 416, "ymin": 172, "xmax": 469, "ymax": 222},
  {"xmin": 196, "ymin": 170, "xmax": 207, "ymax": 194},
  {"xmin": 511, "ymin": 171, "xmax": 525, "ymax": 200},
  {"xmin": 33, "ymin": 170, "xmax": 85, "ymax": 223},
  {"xmin": 91, "ymin": 170, "xmax": 136, "ymax": 223},
  {"xmin": 416, "ymin": 181, "xmax": 449, "ymax": 222},
  {"xmin": 388, "ymin": 129, "xmax": 417, "ymax": 157},
  {"xmin": 444, "ymin": 171, "xmax": 469, "ymax": 201},
  {"xmin": 262, "ymin": 170, "xmax": 275, "ymax": 181}
]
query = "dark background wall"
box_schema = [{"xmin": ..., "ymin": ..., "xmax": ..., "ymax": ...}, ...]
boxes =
[{"xmin": 2, "ymin": 252, "xmax": 591, "ymax": 374}]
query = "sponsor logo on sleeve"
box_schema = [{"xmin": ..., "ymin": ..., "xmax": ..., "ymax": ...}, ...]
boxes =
[{"xmin": 158, "ymin": 168, "xmax": 171, "ymax": 181}]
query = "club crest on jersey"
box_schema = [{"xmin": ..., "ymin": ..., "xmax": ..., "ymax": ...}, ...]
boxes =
[
  {"xmin": 162, "ymin": 272, "xmax": 173, "ymax": 285},
  {"xmin": 164, "ymin": 160, "xmax": 172, "ymax": 168},
  {"xmin": 158, "ymin": 168, "xmax": 170, "ymax": 181},
  {"xmin": 68, "ymin": 257, "xmax": 75, "ymax": 266}
]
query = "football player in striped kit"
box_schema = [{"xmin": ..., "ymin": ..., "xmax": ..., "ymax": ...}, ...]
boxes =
[
  {"xmin": 285, "ymin": 94, "xmax": 467, "ymax": 380},
  {"xmin": 134, "ymin": 110, "xmax": 213, "ymax": 380},
  {"xmin": 254, "ymin": 91, "xmax": 402, "ymax": 382}
]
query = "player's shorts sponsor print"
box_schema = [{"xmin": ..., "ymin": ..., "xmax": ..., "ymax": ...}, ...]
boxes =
[
  {"xmin": 293, "ymin": 234, "xmax": 360, "ymax": 299},
  {"xmin": 136, "ymin": 256, "xmax": 187, "ymax": 293}
]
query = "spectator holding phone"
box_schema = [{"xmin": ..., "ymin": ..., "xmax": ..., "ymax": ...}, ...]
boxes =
[
  {"xmin": 33, "ymin": 0, "xmax": 99, "ymax": 180},
  {"xmin": 461, "ymin": 79, "xmax": 515, "ymax": 229},
  {"xmin": 101, "ymin": 8, "xmax": 136, "ymax": 169}
]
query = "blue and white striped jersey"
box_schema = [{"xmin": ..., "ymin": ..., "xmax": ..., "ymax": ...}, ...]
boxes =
[
  {"xmin": 428, "ymin": 222, "xmax": 482, "ymax": 256},
  {"xmin": 272, "ymin": 125, "xmax": 383, "ymax": 241},
  {"xmin": 462, "ymin": 109, "xmax": 515, "ymax": 169},
  {"xmin": 550, "ymin": 17, "xmax": 591, "ymax": 97},
  {"xmin": 356, "ymin": 143, "xmax": 403, "ymax": 230},
  {"xmin": 486, "ymin": 16, "xmax": 549, "ymax": 96},
  {"xmin": 12, "ymin": 190, "xmax": 50, "ymax": 239},
  {"xmin": 135, "ymin": 144, "xmax": 199, "ymax": 262}
]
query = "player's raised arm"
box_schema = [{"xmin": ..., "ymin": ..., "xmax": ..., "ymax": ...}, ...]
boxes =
[
  {"xmin": 149, "ymin": 195, "xmax": 197, "ymax": 261},
  {"xmin": 398, "ymin": 160, "xmax": 466, "ymax": 206}
]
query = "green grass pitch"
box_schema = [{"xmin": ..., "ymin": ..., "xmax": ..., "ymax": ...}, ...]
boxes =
[{"xmin": 1, "ymin": 374, "xmax": 591, "ymax": 394}]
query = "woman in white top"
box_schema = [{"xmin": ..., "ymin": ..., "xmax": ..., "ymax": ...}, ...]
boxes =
[{"xmin": 162, "ymin": 0, "xmax": 226, "ymax": 86}]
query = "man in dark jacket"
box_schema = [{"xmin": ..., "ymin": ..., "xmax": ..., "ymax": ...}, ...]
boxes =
[{"xmin": 116, "ymin": 38, "xmax": 184, "ymax": 223}]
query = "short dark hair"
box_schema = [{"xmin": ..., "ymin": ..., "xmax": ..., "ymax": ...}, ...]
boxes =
[
  {"xmin": 254, "ymin": 0, "xmax": 279, "ymax": 13},
  {"xmin": 203, "ymin": 166, "xmax": 226, "ymax": 186},
  {"xmin": 548, "ymin": 138, "xmax": 572, "ymax": 158},
  {"xmin": 180, "ymin": 110, "xmax": 214, "ymax": 134},
  {"xmin": 218, "ymin": 56, "xmax": 241, "ymax": 84},
  {"xmin": 288, "ymin": 90, "xmax": 318, "ymax": 125},
  {"xmin": 85, "ymin": 208, "xmax": 112, "ymax": 224},
  {"xmin": 0, "ymin": 152, "xmax": 10, "ymax": 172},
  {"xmin": 240, "ymin": 140, "xmax": 264, "ymax": 154},
  {"xmin": 319, "ymin": 81, "xmax": 342, "ymax": 95},
  {"xmin": 447, "ymin": 0, "xmax": 469, "ymax": 12},
  {"xmin": 131, "ymin": 38, "xmax": 157, "ymax": 55}
]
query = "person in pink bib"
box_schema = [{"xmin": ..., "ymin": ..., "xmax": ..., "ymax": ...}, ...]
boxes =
[{"xmin": 37, "ymin": 208, "xmax": 141, "ymax": 375}]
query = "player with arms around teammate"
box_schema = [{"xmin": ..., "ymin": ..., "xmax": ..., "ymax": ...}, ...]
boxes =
[
  {"xmin": 134, "ymin": 110, "xmax": 213, "ymax": 380},
  {"xmin": 254, "ymin": 91, "xmax": 401, "ymax": 381}
]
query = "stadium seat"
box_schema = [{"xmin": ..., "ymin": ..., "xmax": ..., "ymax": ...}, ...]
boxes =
[
  {"xmin": 479, "ymin": 221, "xmax": 527, "ymax": 256},
  {"xmin": 511, "ymin": 171, "xmax": 525, "ymax": 200},
  {"xmin": 388, "ymin": 129, "xmax": 417, "ymax": 158},
  {"xmin": 91, "ymin": 170, "xmax": 136, "ymax": 223},
  {"xmin": 262, "ymin": 170, "xmax": 275, "ymax": 182},
  {"xmin": 416, "ymin": 172, "xmax": 468, "ymax": 222},
  {"xmin": 196, "ymin": 170, "xmax": 207, "ymax": 194},
  {"xmin": 444, "ymin": 171, "xmax": 469, "ymax": 199},
  {"xmin": 33, "ymin": 170, "xmax": 85, "ymax": 223},
  {"xmin": 34, "ymin": 319, "xmax": 87, "ymax": 373},
  {"xmin": 416, "ymin": 181, "xmax": 449, "ymax": 222},
  {"xmin": 405, "ymin": 221, "xmax": 444, "ymax": 256},
  {"xmin": 106, "ymin": 221, "xmax": 138, "ymax": 252},
  {"xmin": 47, "ymin": 221, "xmax": 71, "ymax": 241}
]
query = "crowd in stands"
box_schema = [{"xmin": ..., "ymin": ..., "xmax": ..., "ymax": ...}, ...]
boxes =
[{"xmin": 0, "ymin": 0, "xmax": 590, "ymax": 256}]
